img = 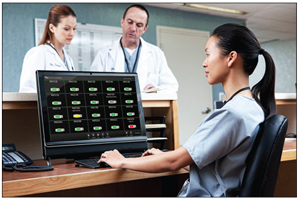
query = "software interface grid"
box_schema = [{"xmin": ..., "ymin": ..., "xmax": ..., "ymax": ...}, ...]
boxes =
[{"xmin": 43, "ymin": 75, "xmax": 142, "ymax": 142}]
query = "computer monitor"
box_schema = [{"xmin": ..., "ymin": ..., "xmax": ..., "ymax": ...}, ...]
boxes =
[{"xmin": 36, "ymin": 70, "xmax": 147, "ymax": 161}]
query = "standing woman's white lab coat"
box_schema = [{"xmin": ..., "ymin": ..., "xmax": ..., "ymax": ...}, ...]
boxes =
[
  {"xmin": 90, "ymin": 37, "xmax": 178, "ymax": 93},
  {"xmin": 19, "ymin": 44, "xmax": 75, "ymax": 92}
]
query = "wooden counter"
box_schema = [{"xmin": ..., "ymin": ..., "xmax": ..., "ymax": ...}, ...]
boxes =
[
  {"xmin": 281, "ymin": 139, "xmax": 296, "ymax": 162},
  {"xmin": 275, "ymin": 139, "xmax": 297, "ymax": 197},
  {"xmin": 2, "ymin": 140, "xmax": 295, "ymax": 197},
  {"xmin": 273, "ymin": 93, "xmax": 297, "ymax": 197},
  {"xmin": 2, "ymin": 92, "xmax": 296, "ymax": 197},
  {"xmin": 275, "ymin": 93, "xmax": 296, "ymax": 105},
  {"xmin": 2, "ymin": 160, "xmax": 188, "ymax": 197}
]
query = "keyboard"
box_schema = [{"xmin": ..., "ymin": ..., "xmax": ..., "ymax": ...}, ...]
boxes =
[
  {"xmin": 75, "ymin": 153, "xmax": 143, "ymax": 169},
  {"xmin": 75, "ymin": 158, "xmax": 110, "ymax": 169}
]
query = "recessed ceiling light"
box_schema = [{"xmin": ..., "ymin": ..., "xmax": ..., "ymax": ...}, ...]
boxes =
[{"xmin": 184, "ymin": 3, "xmax": 247, "ymax": 15}]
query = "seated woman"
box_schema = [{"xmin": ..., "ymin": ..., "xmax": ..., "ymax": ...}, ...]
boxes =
[{"xmin": 98, "ymin": 23, "xmax": 276, "ymax": 197}]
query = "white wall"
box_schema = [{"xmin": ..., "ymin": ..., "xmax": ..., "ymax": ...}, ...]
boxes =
[{"xmin": 249, "ymin": 39, "xmax": 296, "ymax": 93}]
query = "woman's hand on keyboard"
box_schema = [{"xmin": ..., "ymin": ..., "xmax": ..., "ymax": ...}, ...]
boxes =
[
  {"xmin": 142, "ymin": 148, "xmax": 163, "ymax": 157},
  {"xmin": 98, "ymin": 149, "xmax": 124, "ymax": 168}
]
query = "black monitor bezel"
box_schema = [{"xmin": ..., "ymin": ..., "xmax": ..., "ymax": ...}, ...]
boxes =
[{"xmin": 36, "ymin": 70, "xmax": 147, "ymax": 160}]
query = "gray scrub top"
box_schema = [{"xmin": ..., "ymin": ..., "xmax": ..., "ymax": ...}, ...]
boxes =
[{"xmin": 179, "ymin": 95, "xmax": 264, "ymax": 197}]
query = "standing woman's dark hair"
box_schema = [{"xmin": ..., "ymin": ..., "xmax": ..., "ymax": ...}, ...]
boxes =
[
  {"xmin": 39, "ymin": 4, "xmax": 76, "ymax": 45},
  {"xmin": 212, "ymin": 23, "xmax": 276, "ymax": 119}
]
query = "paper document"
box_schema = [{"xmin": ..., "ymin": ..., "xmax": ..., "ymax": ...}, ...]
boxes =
[
  {"xmin": 145, "ymin": 124, "xmax": 167, "ymax": 129},
  {"xmin": 142, "ymin": 86, "xmax": 165, "ymax": 93}
]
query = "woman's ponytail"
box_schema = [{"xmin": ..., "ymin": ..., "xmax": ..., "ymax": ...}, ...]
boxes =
[{"xmin": 251, "ymin": 50, "xmax": 276, "ymax": 119}]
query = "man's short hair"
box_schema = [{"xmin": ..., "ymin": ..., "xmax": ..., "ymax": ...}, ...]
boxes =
[{"xmin": 123, "ymin": 4, "xmax": 149, "ymax": 27}]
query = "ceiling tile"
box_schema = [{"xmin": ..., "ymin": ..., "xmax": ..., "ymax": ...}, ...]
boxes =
[
  {"xmin": 144, "ymin": 3, "xmax": 296, "ymax": 41},
  {"xmin": 268, "ymin": 22, "xmax": 297, "ymax": 33}
]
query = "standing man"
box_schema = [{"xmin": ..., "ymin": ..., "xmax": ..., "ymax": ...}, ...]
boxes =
[{"xmin": 90, "ymin": 4, "xmax": 178, "ymax": 93}]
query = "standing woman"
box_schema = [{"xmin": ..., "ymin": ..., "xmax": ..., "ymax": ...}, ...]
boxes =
[
  {"xmin": 19, "ymin": 4, "xmax": 76, "ymax": 92},
  {"xmin": 98, "ymin": 23, "xmax": 276, "ymax": 197}
]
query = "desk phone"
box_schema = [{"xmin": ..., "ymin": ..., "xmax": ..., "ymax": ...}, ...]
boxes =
[
  {"xmin": 2, "ymin": 143, "xmax": 33, "ymax": 167},
  {"xmin": 2, "ymin": 143, "xmax": 54, "ymax": 172}
]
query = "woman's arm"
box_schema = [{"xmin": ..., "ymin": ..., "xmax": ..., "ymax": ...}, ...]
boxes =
[{"xmin": 98, "ymin": 146, "xmax": 193, "ymax": 173}]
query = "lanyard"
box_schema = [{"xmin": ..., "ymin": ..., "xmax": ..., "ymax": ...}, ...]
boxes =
[
  {"xmin": 48, "ymin": 44, "xmax": 73, "ymax": 70},
  {"xmin": 224, "ymin": 87, "xmax": 250, "ymax": 104},
  {"xmin": 120, "ymin": 39, "xmax": 141, "ymax": 73}
]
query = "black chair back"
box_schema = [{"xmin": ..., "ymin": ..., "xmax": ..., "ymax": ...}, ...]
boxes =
[{"xmin": 239, "ymin": 114, "xmax": 288, "ymax": 197}]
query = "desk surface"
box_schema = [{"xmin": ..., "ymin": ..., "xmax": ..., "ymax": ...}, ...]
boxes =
[
  {"xmin": 2, "ymin": 159, "xmax": 188, "ymax": 197},
  {"xmin": 3, "ymin": 140, "xmax": 296, "ymax": 197},
  {"xmin": 281, "ymin": 139, "xmax": 297, "ymax": 162}
]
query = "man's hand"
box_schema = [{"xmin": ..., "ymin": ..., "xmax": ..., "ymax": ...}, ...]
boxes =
[{"xmin": 143, "ymin": 84, "xmax": 156, "ymax": 92}]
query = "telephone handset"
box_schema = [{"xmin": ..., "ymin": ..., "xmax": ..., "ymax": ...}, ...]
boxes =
[{"xmin": 2, "ymin": 143, "xmax": 53, "ymax": 172}]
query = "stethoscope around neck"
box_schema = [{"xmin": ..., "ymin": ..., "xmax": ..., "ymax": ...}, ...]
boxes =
[{"xmin": 48, "ymin": 43, "xmax": 74, "ymax": 71}]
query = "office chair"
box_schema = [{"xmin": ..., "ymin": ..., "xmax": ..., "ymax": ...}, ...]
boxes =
[{"xmin": 239, "ymin": 114, "xmax": 288, "ymax": 197}]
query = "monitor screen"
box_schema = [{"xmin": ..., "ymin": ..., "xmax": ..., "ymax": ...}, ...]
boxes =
[{"xmin": 36, "ymin": 70, "xmax": 147, "ymax": 160}]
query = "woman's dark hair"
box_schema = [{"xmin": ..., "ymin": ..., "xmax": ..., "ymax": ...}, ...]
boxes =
[
  {"xmin": 123, "ymin": 4, "xmax": 149, "ymax": 26},
  {"xmin": 212, "ymin": 23, "xmax": 276, "ymax": 119},
  {"xmin": 39, "ymin": 4, "xmax": 76, "ymax": 45}
]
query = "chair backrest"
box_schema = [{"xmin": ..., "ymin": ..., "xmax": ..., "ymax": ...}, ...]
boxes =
[{"xmin": 239, "ymin": 114, "xmax": 288, "ymax": 197}]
